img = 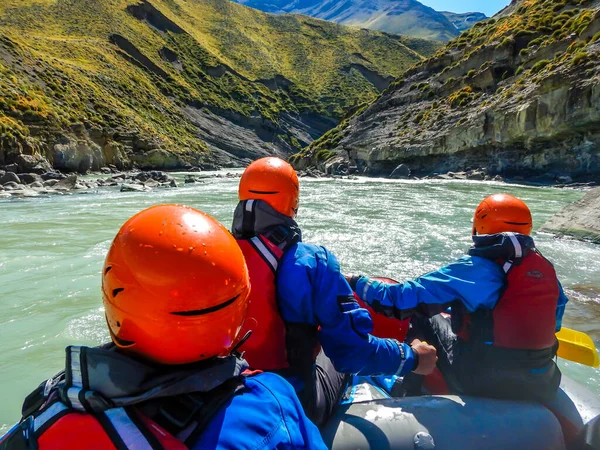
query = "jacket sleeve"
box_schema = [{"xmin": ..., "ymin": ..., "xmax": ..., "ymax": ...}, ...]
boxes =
[
  {"xmin": 277, "ymin": 243, "xmax": 415, "ymax": 377},
  {"xmin": 556, "ymin": 281, "xmax": 569, "ymax": 332},
  {"xmin": 352, "ymin": 256, "xmax": 506, "ymax": 320}
]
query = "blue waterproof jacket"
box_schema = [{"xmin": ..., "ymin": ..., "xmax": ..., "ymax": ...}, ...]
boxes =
[
  {"xmin": 192, "ymin": 372, "xmax": 326, "ymax": 450},
  {"xmin": 352, "ymin": 252, "xmax": 568, "ymax": 331},
  {"xmin": 276, "ymin": 242, "xmax": 415, "ymax": 382}
]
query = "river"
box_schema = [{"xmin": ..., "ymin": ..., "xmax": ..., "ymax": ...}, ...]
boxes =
[{"xmin": 1, "ymin": 173, "xmax": 599, "ymax": 432}]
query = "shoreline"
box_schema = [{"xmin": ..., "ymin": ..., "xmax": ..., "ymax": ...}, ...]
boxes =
[{"xmin": 1, "ymin": 165, "xmax": 597, "ymax": 200}]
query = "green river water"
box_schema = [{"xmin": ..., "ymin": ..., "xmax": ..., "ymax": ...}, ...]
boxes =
[{"xmin": 1, "ymin": 173, "xmax": 599, "ymax": 432}]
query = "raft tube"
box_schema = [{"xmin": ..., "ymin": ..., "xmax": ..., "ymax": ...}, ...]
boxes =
[{"xmin": 323, "ymin": 375, "xmax": 600, "ymax": 450}]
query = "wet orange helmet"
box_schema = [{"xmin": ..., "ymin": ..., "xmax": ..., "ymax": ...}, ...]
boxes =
[
  {"xmin": 239, "ymin": 157, "xmax": 299, "ymax": 218},
  {"xmin": 473, "ymin": 194, "xmax": 533, "ymax": 236},
  {"xmin": 102, "ymin": 204, "xmax": 250, "ymax": 365}
]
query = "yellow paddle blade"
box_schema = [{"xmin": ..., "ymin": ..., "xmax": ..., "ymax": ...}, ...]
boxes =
[{"xmin": 556, "ymin": 327, "xmax": 600, "ymax": 368}]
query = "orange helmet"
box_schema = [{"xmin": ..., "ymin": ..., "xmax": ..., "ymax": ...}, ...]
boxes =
[
  {"xmin": 102, "ymin": 204, "xmax": 250, "ymax": 365},
  {"xmin": 473, "ymin": 194, "xmax": 533, "ymax": 236},
  {"xmin": 239, "ymin": 157, "xmax": 299, "ymax": 217}
]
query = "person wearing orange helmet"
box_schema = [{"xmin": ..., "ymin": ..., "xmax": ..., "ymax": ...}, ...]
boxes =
[
  {"xmin": 231, "ymin": 157, "xmax": 437, "ymax": 426},
  {"xmin": 348, "ymin": 193, "xmax": 569, "ymax": 403},
  {"xmin": 1, "ymin": 205, "xmax": 327, "ymax": 450}
]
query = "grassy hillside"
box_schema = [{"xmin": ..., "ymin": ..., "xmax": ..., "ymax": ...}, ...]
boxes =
[
  {"xmin": 0, "ymin": 0, "xmax": 439, "ymax": 171},
  {"xmin": 297, "ymin": 0, "xmax": 600, "ymax": 180}
]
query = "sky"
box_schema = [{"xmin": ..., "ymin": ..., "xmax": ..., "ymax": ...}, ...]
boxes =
[{"xmin": 420, "ymin": 0, "xmax": 512, "ymax": 17}]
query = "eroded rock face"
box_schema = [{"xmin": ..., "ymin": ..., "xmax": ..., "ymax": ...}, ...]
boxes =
[
  {"xmin": 541, "ymin": 187, "xmax": 600, "ymax": 244},
  {"xmin": 300, "ymin": 2, "xmax": 600, "ymax": 181}
]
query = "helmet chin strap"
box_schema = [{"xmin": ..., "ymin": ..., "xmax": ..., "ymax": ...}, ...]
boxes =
[{"xmin": 230, "ymin": 330, "xmax": 253, "ymax": 359}]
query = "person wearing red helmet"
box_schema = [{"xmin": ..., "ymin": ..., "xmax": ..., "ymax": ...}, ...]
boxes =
[
  {"xmin": 1, "ymin": 205, "xmax": 327, "ymax": 450},
  {"xmin": 231, "ymin": 157, "xmax": 437, "ymax": 426},
  {"xmin": 348, "ymin": 194, "xmax": 569, "ymax": 403}
]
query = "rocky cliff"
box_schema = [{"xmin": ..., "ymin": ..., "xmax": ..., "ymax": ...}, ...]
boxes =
[
  {"xmin": 541, "ymin": 187, "xmax": 600, "ymax": 243},
  {"xmin": 298, "ymin": 0, "xmax": 600, "ymax": 182},
  {"xmin": 0, "ymin": 0, "xmax": 438, "ymax": 173}
]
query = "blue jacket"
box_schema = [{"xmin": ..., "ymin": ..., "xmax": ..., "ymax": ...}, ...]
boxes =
[
  {"xmin": 352, "ymin": 254, "xmax": 568, "ymax": 332},
  {"xmin": 192, "ymin": 372, "xmax": 327, "ymax": 450},
  {"xmin": 276, "ymin": 242, "xmax": 415, "ymax": 382}
]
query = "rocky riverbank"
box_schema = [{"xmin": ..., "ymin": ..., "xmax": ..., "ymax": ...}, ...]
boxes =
[
  {"xmin": 298, "ymin": 157, "xmax": 597, "ymax": 187},
  {"xmin": 541, "ymin": 187, "xmax": 600, "ymax": 244},
  {"xmin": 0, "ymin": 165, "xmax": 241, "ymax": 199}
]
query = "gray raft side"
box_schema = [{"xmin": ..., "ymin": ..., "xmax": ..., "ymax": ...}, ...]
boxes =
[{"xmin": 323, "ymin": 395, "xmax": 566, "ymax": 450}]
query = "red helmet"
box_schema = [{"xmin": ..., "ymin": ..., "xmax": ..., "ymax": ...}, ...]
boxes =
[
  {"xmin": 473, "ymin": 194, "xmax": 533, "ymax": 236},
  {"xmin": 102, "ymin": 204, "xmax": 250, "ymax": 365},
  {"xmin": 239, "ymin": 157, "xmax": 299, "ymax": 217}
]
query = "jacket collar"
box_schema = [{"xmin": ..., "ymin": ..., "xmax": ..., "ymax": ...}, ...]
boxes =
[
  {"xmin": 468, "ymin": 232, "xmax": 536, "ymax": 261},
  {"xmin": 231, "ymin": 200, "xmax": 301, "ymax": 249},
  {"xmin": 58, "ymin": 344, "xmax": 248, "ymax": 412}
]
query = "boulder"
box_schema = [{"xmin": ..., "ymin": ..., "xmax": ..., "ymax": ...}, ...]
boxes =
[
  {"xmin": 53, "ymin": 140, "xmax": 104, "ymax": 173},
  {"xmin": 4, "ymin": 164, "xmax": 18, "ymax": 173},
  {"xmin": 43, "ymin": 179, "xmax": 59, "ymax": 187},
  {"xmin": 389, "ymin": 164, "xmax": 411, "ymax": 179},
  {"xmin": 30, "ymin": 181, "xmax": 44, "ymax": 189},
  {"xmin": 1, "ymin": 172, "xmax": 21, "ymax": 185},
  {"xmin": 200, "ymin": 163, "xmax": 221, "ymax": 171},
  {"xmin": 2, "ymin": 181, "xmax": 21, "ymax": 190},
  {"xmin": 144, "ymin": 179, "xmax": 160, "ymax": 188},
  {"xmin": 540, "ymin": 187, "xmax": 600, "ymax": 244},
  {"xmin": 120, "ymin": 183, "xmax": 150, "ymax": 192},
  {"xmin": 169, "ymin": 179, "xmax": 178, "ymax": 188},
  {"xmin": 184, "ymin": 175, "xmax": 202, "ymax": 184},
  {"xmin": 466, "ymin": 170, "xmax": 486, "ymax": 181},
  {"xmin": 18, "ymin": 173, "xmax": 43, "ymax": 185},
  {"xmin": 16, "ymin": 154, "xmax": 52, "ymax": 174},
  {"xmin": 53, "ymin": 175, "xmax": 78, "ymax": 191},
  {"xmin": 0, "ymin": 184, "xmax": 4, "ymax": 191},
  {"xmin": 41, "ymin": 172, "xmax": 66, "ymax": 181}
]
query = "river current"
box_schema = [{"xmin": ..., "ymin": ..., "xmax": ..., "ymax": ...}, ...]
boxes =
[{"xmin": 1, "ymin": 173, "xmax": 599, "ymax": 431}]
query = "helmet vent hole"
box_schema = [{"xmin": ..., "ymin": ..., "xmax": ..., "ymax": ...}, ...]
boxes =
[
  {"xmin": 116, "ymin": 321, "xmax": 121, "ymax": 327},
  {"xmin": 112, "ymin": 288, "xmax": 124, "ymax": 297},
  {"xmin": 105, "ymin": 266, "xmax": 112, "ymax": 275}
]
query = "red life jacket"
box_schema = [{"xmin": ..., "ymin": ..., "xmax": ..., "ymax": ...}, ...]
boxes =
[
  {"xmin": 237, "ymin": 234, "xmax": 321, "ymax": 372},
  {"xmin": 464, "ymin": 250, "xmax": 559, "ymax": 351},
  {"xmin": 0, "ymin": 347, "xmax": 250, "ymax": 450},
  {"xmin": 237, "ymin": 235, "xmax": 289, "ymax": 370}
]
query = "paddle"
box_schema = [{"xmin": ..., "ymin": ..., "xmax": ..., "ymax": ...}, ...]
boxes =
[{"xmin": 556, "ymin": 327, "xmax": 600, "ymax": 368}]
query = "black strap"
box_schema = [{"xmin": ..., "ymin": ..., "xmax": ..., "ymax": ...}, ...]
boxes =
[
  {"xmin": 183, "ymin": 377, "xmax": 247, "ymax": 446},
  {"xmin": 136, "ymin": 376, "xmax": 247, "ymax": 447},
  {"xmin": 21, "ymin": 372, "xmax": 65, "ymax": 418}
]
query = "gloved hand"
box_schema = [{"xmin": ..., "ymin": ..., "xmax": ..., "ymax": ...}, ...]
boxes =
[{"xmin": 410, "ymin": 339, "xmax": 437, "ymax": 375}]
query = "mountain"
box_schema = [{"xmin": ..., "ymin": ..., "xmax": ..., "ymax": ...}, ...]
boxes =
[
  {"xmin": 0, "ymin": 0, "xmax": 440, "ymax": 172},
  {"xmin": 441, "ymin": 11, "xmax": 488, "ymax": 33},
  {"xmin": 297, "ymin": 0, "xmax": 600, "ymax": 182},
  {"xmin": 233, "ymin": 0, "xmax": 486, "ymax": 42}
]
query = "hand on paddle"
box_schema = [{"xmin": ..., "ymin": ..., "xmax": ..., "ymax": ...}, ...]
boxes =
[{"xmin": 411, "ymin": 339, "xmax": 438, "ymax": 375}]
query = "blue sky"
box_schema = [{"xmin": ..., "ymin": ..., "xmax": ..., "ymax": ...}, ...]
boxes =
[{"xmin": 420, "ymin": 0, "xmax": 511, "ymax": 17}]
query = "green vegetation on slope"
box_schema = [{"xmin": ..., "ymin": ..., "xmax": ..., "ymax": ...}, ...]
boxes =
[
  {"xmin": 0, "ymin": 0, "xmax": 439, "ymax": 170},
  {"xmin": 299, "ymin": 0, "xmax": 600, "ymax": 173}
]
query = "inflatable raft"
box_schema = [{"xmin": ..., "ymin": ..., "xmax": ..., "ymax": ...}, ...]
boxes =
[{"xmin": 323, "ymin": 373, "xmax": 600, "ymax": 449}]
